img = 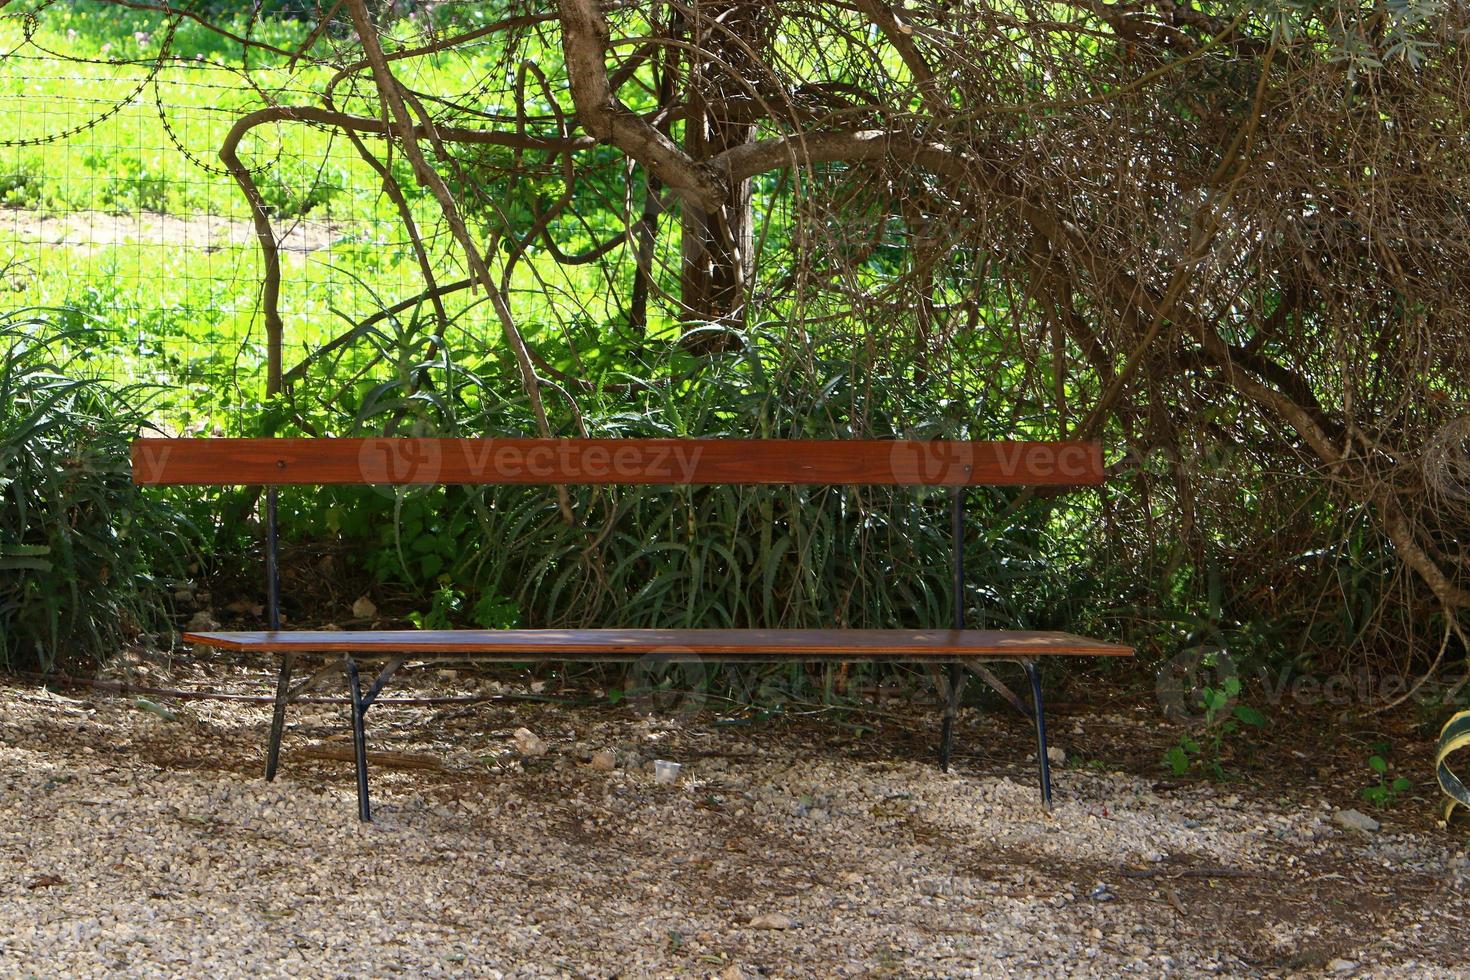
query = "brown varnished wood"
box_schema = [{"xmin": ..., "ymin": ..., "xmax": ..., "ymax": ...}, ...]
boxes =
[
  {"xmin": 132, "ymin": 437, "xmax": 1105, "ymax": 487},
  {"xmin": 182, "ymin": 628, "xmax": 1134, "ymax": 657}
]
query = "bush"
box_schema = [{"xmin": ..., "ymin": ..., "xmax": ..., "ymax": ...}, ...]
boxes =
[
  {"xmin": 258, "ymin": 158, "xmax": 346, "ymax": 218},
  {"xmin": 0, "ymin": 309, "xmax": 186, "ymax": 673},
  {"xmin": 262, "ymin": 318, "xmax": 1107, "ymax": 641},
  {"xmin": 0, "ymin": 160, "xmax": 44, "ymax": 209}
]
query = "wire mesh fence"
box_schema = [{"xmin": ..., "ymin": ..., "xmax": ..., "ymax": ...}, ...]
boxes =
[{"xmin": 0, "ymin": 9, "xmax": 482, "ymax": 433}]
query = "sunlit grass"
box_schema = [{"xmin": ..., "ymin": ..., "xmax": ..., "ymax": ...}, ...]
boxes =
[{"xmin": 0, "ymin": 5, "xmax": 638, "ymax": 429}]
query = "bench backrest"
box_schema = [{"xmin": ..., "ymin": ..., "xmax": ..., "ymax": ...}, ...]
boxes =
[
  {"xmin": 132, "ymin": 437, "xmax": 1105, "ymax": 634},
  {"xmin": 131, "ymin": 438, "xmax": 1104, "ymax": 487}
]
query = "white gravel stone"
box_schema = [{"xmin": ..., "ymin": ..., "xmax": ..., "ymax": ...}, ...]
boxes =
[
  {"xmin": 1334, "ymin": 808, "xmax": 1381, "ymax": 833},
  {"xmin": 0, "ymin": 670, "xmax": 1463, "ymax": 977},
  {"xmin": 512, "ymin": 727, "xmax": 547, "ymax": 757},
  {"xmin": 185, "ymin": 610, "xmax": 220, "ymax": 632},
  {"xmin": 748, "ymin": 912, "xmax": 797, "ymax": 930}
]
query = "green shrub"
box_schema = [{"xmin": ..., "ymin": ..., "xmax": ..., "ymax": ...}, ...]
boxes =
[
  {"xmin": 85, "ymin": 153, "xmax": 172, "ymax": 213},
  {"xmin": 0, "ymin": 309, "xmax": 186, "ymax": 673},
  {"xmin": 0, "ymin": 161, "xmax": 44, "ymax": 209},
  {"xmin": 258, "ymin": 158, "xmax": 347, "ymax": 218},
  {"xmin": 255, "ymin": 317, "xmax": 1105, "ymax": 643}
]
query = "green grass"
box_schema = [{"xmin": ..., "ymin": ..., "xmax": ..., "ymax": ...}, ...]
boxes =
[{"xmin": 0, "ymin": 5, "xmax": 651, "ymax": 431}]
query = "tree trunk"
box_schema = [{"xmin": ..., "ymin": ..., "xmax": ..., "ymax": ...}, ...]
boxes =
[
  {"xmin": 678, "ymin": 2, "xmax": 765, "ymax": 350},
  {"xmin": 629, "ymin": 11, "xmax": 682, "ymax": 340}
]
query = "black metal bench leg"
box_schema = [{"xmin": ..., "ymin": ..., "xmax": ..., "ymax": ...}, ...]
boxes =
[
  {"xmin": 938, "ymin": 663, "xmax": 960, "ymax": 771},
  {"xmin": 265, "ymin": 655, "xmax": 293, "ymax": 781},
  {"xmin": 1023, "ymin": 661, "xmax": 1053, "ymax": 809},
  {"xmin": 345, "ymin": 657, "xmax": 372, "ymax": 822}
]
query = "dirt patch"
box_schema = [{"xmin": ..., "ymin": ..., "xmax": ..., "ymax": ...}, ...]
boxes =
[{"xmin": 0, "ymin": 206, "xmax": 339, "ymax": 254}]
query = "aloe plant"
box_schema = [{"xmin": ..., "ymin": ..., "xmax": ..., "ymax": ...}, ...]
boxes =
[
  {"xmin": 0, "ymin": 308, "xmax": 185, "ymax": 672},
  {"xmin": 299, "ymin": 320, "xmax": 1099, "ymax": 643}
]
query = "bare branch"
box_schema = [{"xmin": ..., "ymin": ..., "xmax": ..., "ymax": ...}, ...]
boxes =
[{"xmin": 557, "ymin": 0, "xmax": 726, "ymax": 210}]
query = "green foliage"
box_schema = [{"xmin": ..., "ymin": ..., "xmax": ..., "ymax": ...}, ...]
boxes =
[
  {"xmin": 1360, "ymin": 747, "xmax": 1413, "ymax": 808},
  {"xmin": 263, "ymin": 321, "xmax": 1104, "ymax": 642},
  {"xmin": 0, "ymin": 309, "xmax": 187, "ymax": 672},
  {"xmin": 257, "ymin": 159, "xmax": 347, "ymax": 218},
  {"xmin": 407, "ymin": 585, "xmax": 462, "ymax": 631},
  {"xmin": 407, "ymin": 585, "xmax": 519, "ymax": 631},
  {"xmin": 86, "ymin": 153, "xmax": 172, "ymax": 213},
  {"xmin": 1163, "ymin": 740, "xmax": 1196, "ymax": 777},
  {"xmin": 32, "ymin": 1, "xmax": 309, "ymax": 61},
  {"xmin": 1163, "ymin": 676, "xmax": 1266, "ymax": 779},
  {"xmin": 0, "ymin": 160, "xmax": 43, "ymax": 208}
]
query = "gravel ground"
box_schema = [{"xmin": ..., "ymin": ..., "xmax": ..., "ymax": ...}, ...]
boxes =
[{"xmin": 2, "ymin": 665, "xmax": 1468, "ymax": 978}]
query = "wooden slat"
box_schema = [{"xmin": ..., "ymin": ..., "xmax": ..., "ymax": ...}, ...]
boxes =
[
  {"xmin": 182, "ymin": 628, "xmax": 1133, "ymax": 658},
  {"xmin": 132, "ymin": 437, "xmax": 1104, "ymax": 487}
]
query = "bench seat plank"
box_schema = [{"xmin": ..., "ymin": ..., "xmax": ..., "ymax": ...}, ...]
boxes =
[{"xmin": 184, "ymin": 628, "xmax": 1133, "ymax": 658}]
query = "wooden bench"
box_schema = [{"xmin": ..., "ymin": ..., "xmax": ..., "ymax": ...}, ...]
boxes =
[{"xmin": 133, "ymin": 437, "xmax": 1132, "ymax": 820}]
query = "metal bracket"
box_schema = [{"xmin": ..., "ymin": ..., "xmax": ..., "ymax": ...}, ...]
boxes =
[
  {"xmin": 358, "ymin": 656, "xmax": 407, "ymax": 712},
  {"xmin": 1022, "ymin": 660, "xmax": 1053, "ymax": 809},
  {"xmin": 930, "ymin": 658, "xmax": 1052, "ymax": 808},
  {"xmin": 961, "ymin": 659, "xmax": 1031, "ymax": 717},
  {"xmin": 285, "ymin": 661, "xmax": 345, "ymax": 704},
  {"xmin": 265, "ymin": 655, "xmax": 293, "ymax": 782}
]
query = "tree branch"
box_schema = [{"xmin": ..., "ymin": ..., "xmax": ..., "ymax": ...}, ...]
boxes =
[{"xmin": 557, "ymin": 0, "xmax": 726, "ymax": 210}]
